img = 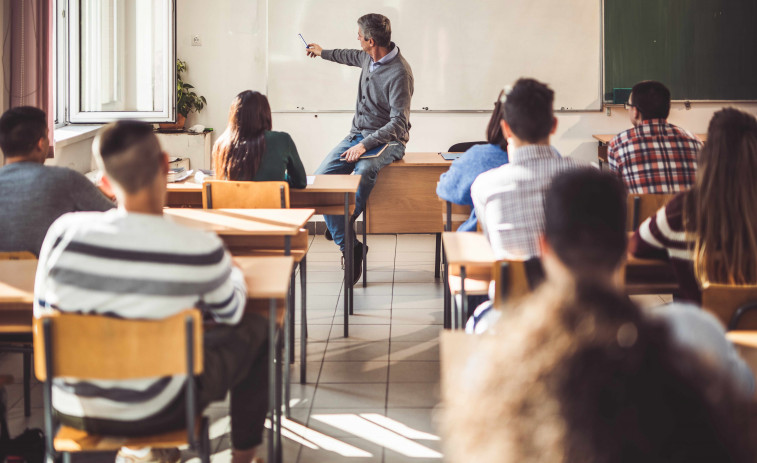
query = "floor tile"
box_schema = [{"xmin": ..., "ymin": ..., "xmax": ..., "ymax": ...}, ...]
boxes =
[
  {"xmin": 393, "ymin": 271, "xmax": 438, "ymax": 283},
  {"xmin": 392, "ymin": 283, "xmax": 443, "ymax": 297},
  {"xmin": 288, "ymin": 384, "xmax": 318, "ymax": 410},
  {"xmin": 306, "ymin": 271, "xmax": 346, "ymax": 283},
  {"xmin": 324, "ymin": 342, "xmax": 390, "ymax": 362},
  {"xmin": 298, "ymin": 436, "xmax": 383, "ymax": 463},
  {"xmin": 328, "ymin": 325, "xmax": 391, "ymax": 343},
  {"xmin": 387, "ymin": 383, "xmax": 440, "ymax": 408},
  {"xmin": 294, "ymin": 341, "xmax": 328, "ymax": 362},
  {"xmin": 391, "ymin": 325, "xmax": 443, "ymax": 342},
  {"xmin": 390, "ymin": 341, "xmax": 440, "ymax": 362},
  {"xmin": 296, "ymin": 325, "xmax": 332, "ymax": 342},
  {"xmin": 386, "ymin": 407, "xmax": 442, "ymax": 436},
  {"xmin": 311, "ymin": 383, "xmax": 387, "ymax": 409},
  {"xmin": 307, "ymin": 409, "xmax": 386, "ymax": 438},
  {"xmin": 307, "ymin": 309, "xmax": 339, "ymax": 325},
  {"xmin": 391, "ymin": 308, "xmax": 443, "ymax": 325},
  {"xmin": 352, "ymin": 282, "xmax": 394, "ymax": 297},
  {"xmin": 340, "ymin": 310, "xmax": 392, "ymax": 325},
  {"xmin": 306, "ymin": 282, "xmax": 344, "ymax": 296},
  {"xmin": 389, "ymin": 362, "xmax": 440, "ymax": 383},
  {"xmin": 290, "ymin": 361, "xmax": 323, "ymax": 384},
  {"xmin": 392, "ymin": 296, "xmax": 444, "ymax": 310},
  {"xmin": 319, "ymin": 361, "xmax": 388, "ymax": 384}
]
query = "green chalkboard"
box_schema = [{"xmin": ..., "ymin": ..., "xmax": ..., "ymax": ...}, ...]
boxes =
[{"xmin": 604, "ymin": 0, "xmax": 757, "ymax": 101}]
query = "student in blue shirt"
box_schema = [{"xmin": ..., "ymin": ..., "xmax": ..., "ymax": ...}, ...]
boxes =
[{"xmin": 436, "ymin": 89, "xmax": 509, "ymax": 231}]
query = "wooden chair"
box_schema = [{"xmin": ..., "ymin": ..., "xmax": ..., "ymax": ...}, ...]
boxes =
[
  {"xmin": 447, "ymin": 141, "xmax": 487, "ymax": 153},
  {"xmin": 202, "ymin": 180, "xmax": 307, "ymax": 412},
  {"xmin": 701, "ymin": 283, "xmax": 757, "ymax": 330},
  {"xmin": 438, "ymin": 199, "xmax": 473, "ymax": 281},
  {"xmin": 33, "ymin": 309, "xmax": 210, "ymax": 462},
  {"xmin": 202, "ymin": 180, "xmax": 290, "ymax": 209},
  {"xmin": 491, "ymin": 258, "xmax": 545, "ymax": 310},
  {"xmin": 626, "ymin": 193, "xmax": 674, "ymax": 231},
  {"xmin": 0, "ymin": 251, "xmax": 36, "ymax": 418}
]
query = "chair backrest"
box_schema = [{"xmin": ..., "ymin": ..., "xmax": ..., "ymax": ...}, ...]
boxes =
[
  {"xmin": 0, "ymin": 251, "xmax": 37, "ymax": 260},
  {"xmin": 626, "ymin": 193, "xmax": 675, "ymax": 231},
  {"xmin": 492, "ymin": 258, "xmax": 545, "ymax": 310},
  {"xmin": 33, "ymin": 309, "xmax": 203, "ymax": 381},
  {"xmin": 701, "ymin": 283, "xmax": 757, "ymax": 330},
  {"xmin": 447, "ymin": 141, "xmax": 488, "ymax": 153},
  {"xmin": 202, "ymin": 180, "xmax": 290, "ymax": 209},
  {"xmin": 440, "ymin": 198, "xmax": 472, "ymax": 232}
]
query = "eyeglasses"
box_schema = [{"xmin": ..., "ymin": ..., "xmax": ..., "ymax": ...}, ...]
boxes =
[{"xmin": 624, "ymin": 101, "xmax": 637, "ymax": 110}]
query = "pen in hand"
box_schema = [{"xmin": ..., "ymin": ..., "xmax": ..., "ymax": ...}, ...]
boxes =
[{"xmin": 298, "ymin": 33, "xmax": 309, "ymax": 49}]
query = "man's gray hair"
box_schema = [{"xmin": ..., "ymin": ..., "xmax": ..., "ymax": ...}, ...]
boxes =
[{"xmin": 358, "ymin": 14, "xmax": 391, "ymax": 48}]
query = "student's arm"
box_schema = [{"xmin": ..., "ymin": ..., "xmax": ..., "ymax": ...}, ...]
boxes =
[
  {"xmin": 201, "ymin": 249, "xmax": 247, "ymax": 325},
  {"xmin": 470, "ymin": 176, "xmax": 490, "ymax": 238},
  {"xmin": 437, "ymin": 154, "xmax": 477, "ymax": 207},
  {"xmin": 607, "ymin": 140, "xmax": 622, "ymax": 175},
  {"xmin": 319, "ymin": 48, "xmax": 366, "ymax": 68},
  {"xmin": 360, "ymin": 74, "xmax": 412, "ymax": 150},
  {"xmin": 33, "ymin": 215, "xmax": 69, "ymax": 316},
  {"xmin": 285, "ymin": 133, "xmax": 308, "ymax": 189},
  {"xmin": 629, "ymin": 205, "xmax": 676, "ymax": 261},
  {"xmin": 68, "ymin": 170, "xmax": 115, "ymax": 211}
]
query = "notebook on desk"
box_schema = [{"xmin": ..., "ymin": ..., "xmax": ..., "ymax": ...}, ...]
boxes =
[{"xmin": 439, "ymin": 152, "xmax": 463, "ymax": 161}]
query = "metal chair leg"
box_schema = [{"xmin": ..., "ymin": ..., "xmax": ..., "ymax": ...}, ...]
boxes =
[
  {"xmin": 23, "ymin": 350, "xmax": 31, "ymax": 417},
  {"xmin": 300, "ymin": 257, "xmax": 308, "ymax": 384}
]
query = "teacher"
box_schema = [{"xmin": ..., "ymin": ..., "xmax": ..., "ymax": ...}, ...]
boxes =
[{"xmin": 306, "ymin": 13, "xmax": 414, "ymax": 285}]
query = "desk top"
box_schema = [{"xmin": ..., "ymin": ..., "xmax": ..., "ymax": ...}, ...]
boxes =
[
  {"xmin": 235, "ymin": 256, "xmax": 294, "ymax": 299},
  {"xmin": 163, "ymin": 208, "xmax": 313, "ymax": 236},
  {"xmin": 593, "ymin": 133, "xmax": 708, "ymax": 144},
  {"xmin": 390, "ymin": 152, "xmax": 453, "ymax": 167},
  {"xmin": 167, "ymin": 175, "xmax": 360, "ymax": 194},
  {"xmin": 442, "ymin": 232, "xmax": 496, "ymax": 266},
  {"xmin": 0, "ymin": 260, "xmax": 36, "ymax": 306}
]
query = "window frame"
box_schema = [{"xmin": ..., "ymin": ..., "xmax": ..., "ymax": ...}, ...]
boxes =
[{"xmin": 62, "ymin": 0, "xmax": 176, "ymax": 124}]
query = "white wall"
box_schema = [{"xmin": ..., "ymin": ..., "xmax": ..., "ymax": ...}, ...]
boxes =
[{"xmin": 53, "ymin": 0, "xmax": 757, "ymax": 174}]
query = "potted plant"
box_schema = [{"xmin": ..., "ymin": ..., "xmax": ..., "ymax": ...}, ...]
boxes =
[{"xmin": 160, "ymin": 59, "xmax": 207, "ymax": 130}]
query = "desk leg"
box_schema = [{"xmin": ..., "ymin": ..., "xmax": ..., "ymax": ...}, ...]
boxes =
[
  {"xmin": 284, "ymin": 276, "xmax": 292, "ymax": 418},
  {"xmin": 434, "ymin": 233, "xmax": 441, "ymax": 279},
  {"xmin": 300, "ymin": 257, "xmax": 308, "ymax": 384},
  {"xmin": 268, "ymin": 298, "xmax": 277, "ymax": 463},
  {"xmin": 460, "ymin": 266, "xmax": 467, "ymax": 330},
  {"xmin": 344, "ymin": 193, "xmax": 350, "ymax": 337},
  {"xmin": 443, "ymin": 246, "xmax": 450, "ymax": 329},
  {"xmin": 363, "ymin": 207, "xmax": 367, "ymax": 288},
  {"xmin": 275, "ymin": 330, "xmax": 283, "ymax": 463}
]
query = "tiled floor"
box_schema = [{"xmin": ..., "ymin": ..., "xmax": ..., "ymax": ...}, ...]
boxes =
[
  {"xmin": 0, "ymin": 234, "xmax": 675, "ymax": 462},
  {"xmin": 1, "ymin": 234, "xmax": 446, "ymax": 463}
]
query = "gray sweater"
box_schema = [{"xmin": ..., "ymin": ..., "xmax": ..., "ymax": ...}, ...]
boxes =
[
  {"xmin": 322, "ymin": 43, "xmax": 413, "ymax": 150},
  {"xmin": 0, "ymin": 162, "xmax": 114, "ymax": 256}
]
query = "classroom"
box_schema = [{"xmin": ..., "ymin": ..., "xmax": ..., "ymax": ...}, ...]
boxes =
[{"xmin": 2, "ymin": 0, "xmax": 757, "ymax": 462}]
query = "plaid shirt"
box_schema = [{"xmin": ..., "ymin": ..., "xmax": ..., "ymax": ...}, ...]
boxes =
[
  {"xmin": 608, "ymin": 119, "xmax": 701, "ymax": 194},
  {"xmin": 471, "ymin": 145, "xmax": 578, "ymax": 259}
]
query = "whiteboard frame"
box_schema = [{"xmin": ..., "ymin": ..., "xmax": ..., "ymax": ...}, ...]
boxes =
[{"xmin": 267, "ymin": 0, "xmax": 605, "ymax": 114}]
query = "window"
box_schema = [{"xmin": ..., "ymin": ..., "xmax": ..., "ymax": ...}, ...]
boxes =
[{"xmin": 57, "ymin": 0, "xmax": 175, "ymax": 124}]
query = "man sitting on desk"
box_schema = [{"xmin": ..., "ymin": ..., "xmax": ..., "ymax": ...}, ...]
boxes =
[
  {"xmin": 471, "ymin": 78, "xmax": 577, "ymax": 260},
  {"xmin": 0, "ymin": 106, "xmax": 113, "ymax": 256},
  {"xmin": 34, "ymin": 121, "xmax": 268, "ymax": 463},
  {"xmin": 608, "ymin": 80, "xmax": 701, "ymax": 193},
  {"xmin": 305, "ymin": 13, "xmax": 413, "ymax": 284}
]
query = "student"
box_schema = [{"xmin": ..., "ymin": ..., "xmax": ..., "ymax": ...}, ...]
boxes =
[
  {"xmin": 213, "ymin": 90, "xmax": 307, "ymax": 188},
  {"xmin": 471, "ymin": 78, "xmax": 577, "ymax": 259},
  {"xmin": 436, "ymin": 89, "xmax": 509, "ymax": 231},
  {"xmin": 34, "ymin": 121, "xmax": 268, "ymax": 463},
  {"xmin": 306, "ymin": 13, "xmax": 413, "ymax": 284},
  {"xmin": 0, "ymin": 106, "xmax": 113, "ymax": 256},
  {"xmin": 631, "ymin": 108, "xmax": 757, "ymax": 303},
  {"xmin": 443, "ymin": 282, "xmax": 756, "ymax": 463},
  {"xmin": 608, "ymin": 80, "xmax": 701, "ymax": 193}
]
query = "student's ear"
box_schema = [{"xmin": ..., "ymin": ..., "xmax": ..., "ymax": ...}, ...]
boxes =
[
  {"xmin": 160, "ymin": 152, "xmax": 170, "ymax": 175},
  {"xmin": 500, "ymin": 120, "xmax": 513, "ymax": 139},
  {"xmin": 550, "ymin": 117, "xmax": 558, "ymax": 135}
]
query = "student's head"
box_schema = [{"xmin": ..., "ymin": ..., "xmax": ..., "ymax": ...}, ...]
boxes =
[
  {"xmin": 0, "ymin": 106, "xmax": 49, "ymax": 163},
  {"xmin": 485, "ymin": 89, "xmax": 508, "ymax": 150},
  {"xmin": 357, "ymin": 13, "xmax": 391, "ymax": 49},
  {"xmin": 213, "ymin": 90, "xmax": 272, "ymax": 181},
  {"xmin": 501, "ymin": 78, "xmax": 556, "ymax": 145},
  {"xmin": 93, "ymin": 120, "xmax": 166, "ymax": 199},
  {"xmin": 542, "ymin": 169, "xmax": 627, "ymax": 284},
  {"xmin": 689, "ymin": 107, "xmax": 757, "ymax": 285},
  {"xmin": 629, "ymin": 80, "xmax": 671, "ymax": 124},
  {"xmin": 442, "ymin": 282, "xmax": 755, "ymax": 463}
]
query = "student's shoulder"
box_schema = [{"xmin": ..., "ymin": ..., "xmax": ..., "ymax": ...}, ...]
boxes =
[{"xmin": 609, "ymin": 127, "xmax": 637, "ymax": 148}]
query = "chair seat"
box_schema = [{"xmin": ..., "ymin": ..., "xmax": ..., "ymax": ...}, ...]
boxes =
[
  {"xmin": 54, "ymin": 420, "xmax": 201, "ymax": 452},
  {"xmin": 447, "ymin": 275, "xmax": 490, "ymax": 295}
]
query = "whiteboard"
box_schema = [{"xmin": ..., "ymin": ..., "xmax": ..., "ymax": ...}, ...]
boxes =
[{"xmin": 268, "ymin": 0, "xmax": 602, "ymax": 112}]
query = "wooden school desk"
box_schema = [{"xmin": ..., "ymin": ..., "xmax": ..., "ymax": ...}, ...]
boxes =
[
  {"xmin": 0, "ymin": 256, "xmax": 294, "ymax": 463},
  {"xmin": 593, "ymin": 133, "xmax": 708, "ymax": 168},
  {"xmin": 166, "ymin": 175, "xmax": 360, "ymax": 337}
]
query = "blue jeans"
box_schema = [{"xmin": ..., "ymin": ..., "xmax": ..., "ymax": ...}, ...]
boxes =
[{"xmin": 315, "ymin": 134, "xmax": 406, "ymax": 251}]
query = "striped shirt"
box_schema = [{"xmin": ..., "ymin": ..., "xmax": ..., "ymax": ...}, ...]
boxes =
[
  {"xmin": 471, "ymin": 145, "xmax": 579, "ymax": 259},
  {"xmin": 608, "ymin": 119, "xmax": 701, "ymax": 194},
  {"xmin": 34, "ymin": 209, "xmax": 247, "ymax": 421},
  {"xmin": 629, "ymin": 192, "xmax": 700, "ymax": 302}
]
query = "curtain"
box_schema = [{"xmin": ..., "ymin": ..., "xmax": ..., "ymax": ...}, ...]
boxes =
[{"xmin": 8, "ymin": 0, "xmax": 54, "ymax": 156}]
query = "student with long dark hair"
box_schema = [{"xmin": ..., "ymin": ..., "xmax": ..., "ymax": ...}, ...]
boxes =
[
  {"xmin": 213, "ymin": 90, "xmax": 307, "ymax": 188},
  {"xmin": 436, "ymin": 89, "xmax": 509, "ymax": 231},
  {"xmin": 631, "ymin": 108, "xmax": 757, "ymax": 302}
]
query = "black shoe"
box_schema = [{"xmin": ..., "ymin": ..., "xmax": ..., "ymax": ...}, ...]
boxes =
[
  {"xmin": 324, "ymin": 228, "xmax": 333, "ymax": 241},
  {"xmin": 344, "ymin": 241, "xmax": 367, "ymax": 286}
]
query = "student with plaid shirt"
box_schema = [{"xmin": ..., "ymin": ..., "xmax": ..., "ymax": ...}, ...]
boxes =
[{"xmin": 608, "ymin": 81, "xmax": 701, "ymax": 193}]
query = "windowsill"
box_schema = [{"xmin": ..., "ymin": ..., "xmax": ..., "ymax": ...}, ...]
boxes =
[{"xmin": 53, "ymin": 124, "xmax": 102, "ymax": 149}]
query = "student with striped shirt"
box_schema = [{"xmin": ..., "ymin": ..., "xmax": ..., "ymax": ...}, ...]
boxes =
[
  {"xmin": 34, "ymin": 121, "xmax": 267, "ymax": 463},
  {"xmin": 631, "ymin": 108, "xmax": 757, "ymax": 303}
]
